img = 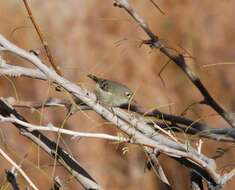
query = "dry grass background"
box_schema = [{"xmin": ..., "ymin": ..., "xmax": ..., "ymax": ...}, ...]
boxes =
[{"xmin": 0, "ymin": 0, "xmax": 235, "ymax": 189}]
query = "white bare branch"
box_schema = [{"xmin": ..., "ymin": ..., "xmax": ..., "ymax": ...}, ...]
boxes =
[
  {"xmin": 0, "ymin": 148, "xmax": 39, "ymax": 190},
  {"xmin": 0, "ymin": 115, "xmax": 128, "ymax": 142},
  {"xmin": 0, "ymin": 57, "xmax": 47, "ymax": 80}
]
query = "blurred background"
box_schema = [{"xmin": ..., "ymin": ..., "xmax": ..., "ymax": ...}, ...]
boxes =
[{"xmin": 0, "ymin": 0, "xmax": 235, "ymax": 189}]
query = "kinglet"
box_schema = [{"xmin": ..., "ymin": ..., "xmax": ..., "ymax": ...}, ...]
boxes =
[{"xmin": 88, "ymin": 74, "xmax": 133, "ymax": 107}]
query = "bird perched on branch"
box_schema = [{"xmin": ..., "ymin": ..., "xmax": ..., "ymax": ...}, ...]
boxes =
[{"xmin": 87, "ymin": 74, "xmax": 134, "ymax": 107}]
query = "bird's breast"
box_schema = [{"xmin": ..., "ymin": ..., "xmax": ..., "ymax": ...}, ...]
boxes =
[{"xmin": 95, "ymin": 87, "xmax": 128, "ymax": 107}]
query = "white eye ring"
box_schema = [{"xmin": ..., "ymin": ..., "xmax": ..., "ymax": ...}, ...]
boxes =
[{"xmin": 125, "ymin": 92, "xmax": 132, "ymax": 98}]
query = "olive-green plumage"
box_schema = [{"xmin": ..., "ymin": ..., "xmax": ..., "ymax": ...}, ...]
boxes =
[{"xmin": 87, "ymin": 74, "xmax": 133, "ymax": 107}]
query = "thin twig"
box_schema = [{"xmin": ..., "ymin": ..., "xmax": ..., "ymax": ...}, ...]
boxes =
[
  {"xmin": 21, "ymin": 0, "xmax": 62, "ymax": 75},
  {"xmin": 149, "ymin": 0, "xmax": 165, "ymax": 15},
  {"xmin": 0, "ymin": 148, "xmax": 39, "ymax": 190}
]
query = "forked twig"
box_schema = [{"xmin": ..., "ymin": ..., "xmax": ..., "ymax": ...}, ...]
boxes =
[{"xmin": 113, "ymin": 0, "xmax": 235, "ymax": 128}]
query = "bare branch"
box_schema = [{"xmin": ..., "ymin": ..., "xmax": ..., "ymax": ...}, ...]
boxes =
[
  {"xmin": 0, "ymin": 98, "xmax": 103, "ymax": 190},
  {"xmin": 2, "ymin": 55, "xmax": 233, "ymax": 144},
  {"xmin": 0, "ymin": 58, "xmax": 47, "ymax": 80},
  {"xmin": 0, "ymin": 114, "xmax": 128, "ymax": 142},
  {"xmin": 7, "ymin": 96, "xmax": 235, "ymax": 143},
  {"xmin": 6, "ymin": 170, "xmax": 20, "ymax": 190},
  {"xmin": 50, "ymin": 176, "xmax": 62, "ymax": 190},
  {"xmin": 221, "ymin": 169, "xmax": 235, "ymax": 186},
  {"xmin": 113, "ymin": 0, "xmax": 235, "ymax": 128},
  {"xmin": 0, "ymin": 148, "xmax": 39, "ymax": 190},
  {"xmin": 146, "ymin": 149, "xmax": 171, "ymax": 189}
]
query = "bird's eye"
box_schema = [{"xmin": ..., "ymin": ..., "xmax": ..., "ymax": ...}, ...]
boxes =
[
  {"xmin": 125, "ymin": 92, "xmax": 132, "ymax": 98},
  {"xmin": 100, "ymin": 81, "xmax": 108, "ymax": 90}
]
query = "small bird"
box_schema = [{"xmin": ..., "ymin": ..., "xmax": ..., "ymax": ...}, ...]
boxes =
[{"xmin": 87, "ymin": 74, "xmax": 133, "ymax": 107}]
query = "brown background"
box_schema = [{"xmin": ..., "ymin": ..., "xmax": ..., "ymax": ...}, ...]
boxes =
[{"xmin": 0, "ymin": 0, "xmax": 235, "ymax": 189}]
